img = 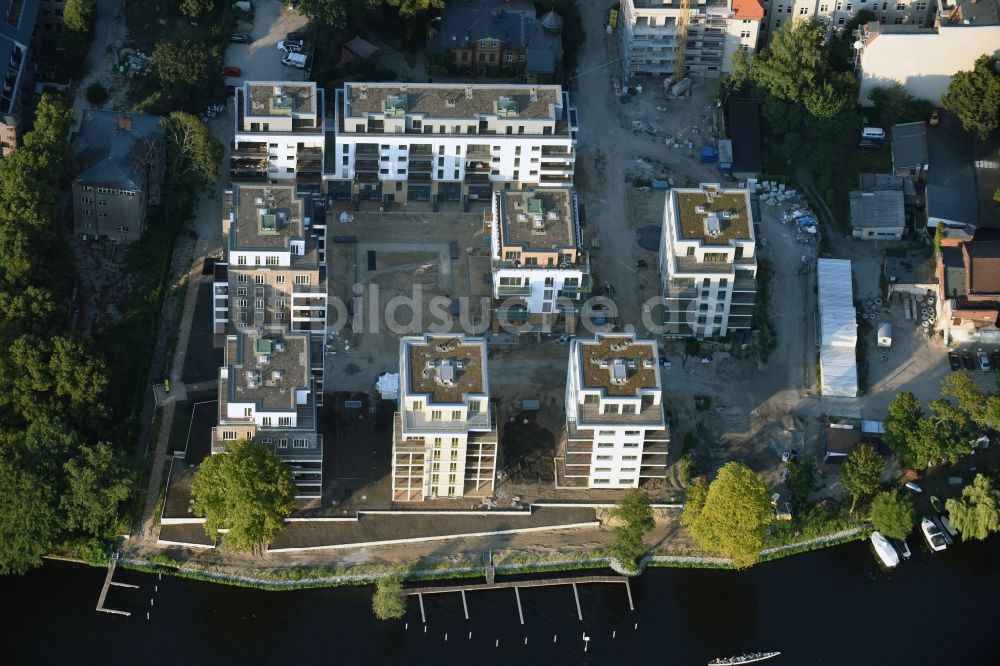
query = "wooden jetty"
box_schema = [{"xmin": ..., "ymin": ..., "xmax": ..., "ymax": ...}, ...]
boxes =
[
  {"xmin": 406, "ymin": 575, "xmax": 633, "ymax": 623},
  {"xmin": 96, "ymin": 551, "xmax": 137, "ymax": 617}
]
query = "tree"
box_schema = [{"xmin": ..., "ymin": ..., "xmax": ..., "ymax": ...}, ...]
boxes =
[
  {"xmin": 61, "ymin": 443, "xmax": 134, "ymax": 538},
  {"xmin": 684, "ymin": 462, "xmax": 772, "ymax": 569},
  {"xmin": 883, "ymin": 391, "xmax": 923, "ymax": 460},
  {"xmin": 946, "ymin": 474, "xmax": 1000, "ymax": 541},
  {"xmin": 290, "ymin": 0, "xmax": 350, "ymax": 28},
  {"xmin": 152, "ymin": 41, "xmax": 209, "ymax": 87},
  {"xmin": 63, "ymin": 0, "xmax": 95, "ymax": 55},
  {"xmin": 870, "ymin": 491, "xmax": 915, "ymax": 541},
  {"xmin": 191, "ymin": 439, "xmax": 296, "ymax": 552},
  {"xmin": 180, "ymin": 0, "xmax": 215, "ymax": 18},
  {"xmin": 752, "ymin": 20, "xmax": 829, "ymax": 104},
  {"xmin": 942, "ymin": 55, "xmax": 1000, "ymax": 140},
  {"xmin": 905, "ymin": 399, "xmax": 976, "ymax": 468},
  {"xmin": 609, "ymin": 488, "xmax": 655, "ymax": 569},
  {"xmin": 786, "ymin": 458, "xmax": 818, "ymax": 510},
  {"xmin": 867, "ymin": 83, "xmax": 933, "ymax": 129},
  {"xmin": 85, "ymin": 82, "xmax": 109, "ymax": 107},
  {"xmin": 372, "ymin": 576, "xmax": 406, "ymax": 620},
  {"xmin": 940, "ymin": 370, "xmax": 988, "ymax": 425},
  {"xmin": 382, "ymin": 0, "xmax": 443, "ymax": 16},
  {"xmin": 840, "ymin": 444, "xmax": 884, "ymax": 513},
  {"xmin": 0, "ymin": 459, "xmax": 61, "ymax": 575},
  {"xmin": 162, "ymin": 112, "xmax": 224, "ymax": 184}
]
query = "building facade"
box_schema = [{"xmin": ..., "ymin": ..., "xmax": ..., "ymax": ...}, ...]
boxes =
[
  {"xmin": 658, "ymin": 183, "xmax": 757, "ymax": 338},
  {"xmin": 0, "ymin": 0, "xmax": 38, "ymax": 156},
  {"xmin": 488, "ymin": 188, "xmax": 591, "ymax": 335},
  {"xmin": 392, "ymin": 335, "xmax": 497, "ymax": 502},
  {"xmin": 617, "ymin": 0, "xmax": 764, "ymax": 81},
  {"xmin": 562, "ymin": 333, "xmax": 669, "ymax": 488},
  {"xmin": 73, "ymin": 111, "xmax": 165, "ymax": 243},
  {"xmin": 231, "ymin": 81, "xmax": 326, "ymax": 193},
  {"xmin": 210, "ymin": 183, "xmax": 328, "ymax": 501},
  {"xmin": 759, "ymin": 0, "xmax": 932, "ymax": 46},
  {"xmin": 329, "ymin": 82, "xmax": 577, "ymax": 205}
]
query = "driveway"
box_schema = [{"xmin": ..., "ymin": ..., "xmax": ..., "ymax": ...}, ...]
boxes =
[{"xmin": 222, "ymin": 0, "xmax": 309, "ymax": 84}]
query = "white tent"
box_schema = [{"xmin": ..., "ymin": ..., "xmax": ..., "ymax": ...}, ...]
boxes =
[
  {"xmin": 817, "ymin": 259, "xmax": 858, "ymax": 397},
  {"xmin": 376, "ymin": 372, "xmax": 399, "ymax": 400}
]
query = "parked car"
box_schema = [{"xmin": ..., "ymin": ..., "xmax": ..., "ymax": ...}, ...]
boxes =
[
  {"xmin": 229, "ymin": 33, "xmax": 252, "ymax": 44},
  {"xmin": 552, "ymin": 334, "xmax": 570, "ymax": 345},
  {"xmin": 978, "ymin": 349, "xmax": 991, "ymax": 372},
  {"xmin": 286, "ymin": 31, "xmax": 306, "ymax": 42},
  {"xmin": 948, "ymin": 350, "xmax": 961, "ymax": 371},
  {"xmin": 281, "ymin": 52, "xmax": 308, "ymax": 68},
  {"xmin": 963, "ymin": 352, "xmax": 976, "ymax": 370},
  {"xmin": 221, "ymin": 66, "xmax": 241, "ymax": 77},
  {"xmin": 277, "ymin": 40, "xmax": 303, "ymax": 53},
  {"xmin": 781, "ymin": 449, "xmax": 799, "ymax": 463}
]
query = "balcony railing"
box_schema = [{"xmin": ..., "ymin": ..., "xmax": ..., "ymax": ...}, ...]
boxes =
[{"xmin": 496, "ymin": 284, "xmax": 532, "ymax": 296}]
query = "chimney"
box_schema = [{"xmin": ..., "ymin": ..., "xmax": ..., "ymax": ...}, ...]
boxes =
[{"xmin": 118, "ymin": 114, "xmax": 132, "ymax": 132}]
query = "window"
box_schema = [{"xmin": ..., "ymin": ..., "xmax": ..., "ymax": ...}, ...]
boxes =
[
  {"xmin": 593, "ymin": 479, "xmax": 610, "ymax": 485},
  {"xmin": 237, "ymin": 255, "xmax": 247, "ymax": 265},
  {"xmin": 741, "ymin": 30, "xmax": 752, "ymax": 37},
  {"xmin": 116, "ymin": 225, "xmax": 128, "ymax": 231},
  {"xmin": 820, "ymin": 3, "xmax": 829, "ymax": 9},
  {"xmin": 237, "ymin": 299, "xmax": 248, "ymax": 308},
  {"xmin": 295, "ymin": 275, "xmax": 310, "ymax": 285},
  {"xmin": 431, "ymin": 410, "xmax": 442, "ymax": 420},
  {"xmin": 278, "ymin": 439, "xmax": 288, "ymax": 449},
  {"xmin": 222, "ymin": 430, "xmax": 237, "ymax": 440},
  {"xmin": 279, "ymin": 417, "xmax": 291, "ymax": 426},
  {"xmin": 596, "ymin": 455, "xmax": 612, "ymax": 461},
  {"xmin": 254, "ymin": 299, "xmax": 264, "ymax": 309},
  {"xmin": 275, "ymin": 299, "xmax": 285, "ymax": 308},
  {"xmin": 236, "ymin": 287, "xmax": 247, "ymax": 297},
  {"xmin": 895, "ymin": 1, "xmax": 905, "ymax": 7},
  {"xmin": 624, "ymin": 430, "xmax": 640, "ymax": 436},
  {"xmin": 266, "ymin": 256, "xmax": 279, "ymax": 266},
  {"xmin": 262, "ymin": 417, "xmax": 272, "ymax": 426},
  {"xmin": 255, "ymin": 275, "xmax": 265, "ymax": 284},
  {"xmin": 451, "ymin": 411, "xmax": 461, "ymax": 420},
  {"xmin": 622, "ymin": 404, "xmax": 637, "ymax": 414},
  {"xmin": 597, "ymin": 442, "xmax": 614, "ymax": 448},
  {"xmin": 237, "ymin": 274, "xmax": 248, "ymax": 283},
  {"xmin": 799, "ymin": 6, "xmax": 808, "ymax": 13},
  {"xmin": 276, "ymin": 275, "xmax": 285, "ymax": 284},
  {"xmin": 292, "ymin": 439, "xmax": 309, "ymax": 449}
]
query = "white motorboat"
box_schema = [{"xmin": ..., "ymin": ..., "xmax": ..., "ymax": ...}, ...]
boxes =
[
  {"xmin": 871, "ymin": 531, "xmax": 900, "ymax": 568},
  {"xmin": 922, "ymin": 517, "xmax": 948, "ymax": 552},
  {"xmin": 939, "ymin": 515, "xmax": 959, "ymax": 540}
]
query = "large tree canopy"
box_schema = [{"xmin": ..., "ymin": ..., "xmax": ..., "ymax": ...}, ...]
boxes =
[
  {"xmin": 191, "ymin": 439, "xmax": 297, "ymax": 552},
  {"xmin": 683, "ymin": 462, "xmax": 772, "ymax": 568},
  {"xmin": 609, "ymin": 488, "xmax": 655, "ymax": 569},
  {"xmin": 61, "ymin": 442, "xmax": 134, "ymax": 537},
  {"xmin": 942, "ymin": 54, "xmax": 1000, "ymax": 140},
  {"xmin": 870, "ymin": 491, "xmax": 915, "ymax": 541},
  {"xmin": 840, "ymin": 444, "xmax": 883, "ymax": 513},
  {"xmin": 162, "ymin": 112, "xmax": 224, "ymax": 184},
  {"xmin": 946, "ymin": 474, "xmax": 1000, "ymax": 541}
]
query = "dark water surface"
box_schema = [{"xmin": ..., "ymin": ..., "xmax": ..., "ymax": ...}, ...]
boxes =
[{"xmin": 4, "ymin": 537, "xmax": 999, "ymax": 665}]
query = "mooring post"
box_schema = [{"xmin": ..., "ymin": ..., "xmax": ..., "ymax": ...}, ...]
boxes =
[
  {"xmin": 461, "ymin": 589, "xmax": 469, "ymax": 620},
  {"xmin": 625, "ymin": 578, "xmax": 635, "ymax": 611},
  {"xmin": 572, "ymin": 583, "xmax": 583, "ymax": 621},
  {"xmin": 515, "ymin": 586, "xmax": 524, "ymax": 625},
  {"xmin": 419, "ymin": 593, "xmax": 426, "ymax": 624}
]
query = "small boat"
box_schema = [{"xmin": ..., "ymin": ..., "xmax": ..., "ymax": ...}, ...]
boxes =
[
  {"xmin": 871, "ymin": 531, "xmax": 900, "ymax": 568},
  {"xmin": 939, "ymin": 514, "xmax": 958, "ymax": 540},
  {"xmin": 895, "ymin": 539, "xmax": 912, "ymax": 560},
  {"xmin": 922, "ymin": 517, "xmax": 948, "ymax": 552},
  {"xmin": 708, "ymin": 652, "xmax": 781, "ymax": 665},
  {"xmin": 930, "ymin": 495, "xmax": 944, "ymax": 513}
]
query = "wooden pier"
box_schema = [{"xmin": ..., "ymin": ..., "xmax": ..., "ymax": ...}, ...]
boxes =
[
  {"xmin": 406, "ymin": 575, "xmax": 633, "ymax": 624},
  {"xmin": 95, "ymin": 551, "xmax": 137, "ymax": 617}
]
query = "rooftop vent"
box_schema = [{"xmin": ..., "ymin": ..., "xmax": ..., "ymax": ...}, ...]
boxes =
[
  {"xmin": 704, "ymin": 214, "xmax": 722, "ymax": 238},
  {"xmin": 497, "ymin": 96, "xmax": 519, "ymax": 118},
  {"xmin": 465, "ymin": 85, "xmax": 474, "ymax": 100},
  {"xmin": 529, "ymin": 87, "xmax": 538, "ymax": 102},
  {"xmin": 255, "ymin": 338, "xmax": 274, "ymax": 356},
  {"xmin": 357, "ymin": 85, "xmax": 368, "ymax": 100},
  {"xmin": 260, "ymin": 212, "xmax": 279, "ymax": 234},
  {"xmin": 384, "ymin": 94, "xmax": 407, "ymax": 116},
  {"xmin": 274, "ymin": 340, "xmax": 285, "ymax": 352},
  {"xmin": 610, "ymin": 360, "xmax": 628, "ymax": 385},
  {"xmin": 438, "ymin": 361, "xmax": 456, "ymax": 386}
]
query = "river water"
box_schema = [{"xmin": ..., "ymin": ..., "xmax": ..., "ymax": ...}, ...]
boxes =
[{"xmin": 4, "ymin": 536, "xmax": 999, "ymax": 665}]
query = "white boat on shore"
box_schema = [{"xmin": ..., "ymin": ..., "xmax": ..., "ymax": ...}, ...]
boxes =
[
  {"xmin": 871, "ymin": 531, "xmax": 900, "ymax": 568},
  {"xmin": 708, "ymin": 652, "xmax": 781, "ymax": 665},
  {"xmin": 922, "ymin": 517, "xmax": 948, "ymax": 552}
]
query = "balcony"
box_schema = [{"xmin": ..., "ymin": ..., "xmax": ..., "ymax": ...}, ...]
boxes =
[
  {"xmin": 231, "ymin": 141, "xmax": 268, "ymax": 157},
  {"xmin": 540, "ymin": 162, "xmax": 574, "ymax": 173},
  {"xmin": 409, "ymin": 146, "xmax": 433, "ymax": 156},
  {"xmin": 409, "ymin": 159, "xmax": 433, "ymax": 172},
  {"xmin": 408, "ymin": 172, "xmax": 432, "ymax": 181},
  {"xmin": 466, "ymin": 148, "xmax": 491, "ymax": 159},
  {"xmin": 356, "ymin": 172, "xmax": 379, "ymax": 182},
  {"xmin": 355, "ymin": 158, "xmax": 379, "ymax": 171},
  {"xmin": 465, "ymin": 172, "xmax": 490, "ymax": 183},
  {"xmin": 496, "ymin": 284, "xmax": 532, "ymax": 296}
]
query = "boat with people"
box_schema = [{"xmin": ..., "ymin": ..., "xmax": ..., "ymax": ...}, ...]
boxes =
[
  {"xmin": 707, "ymin": 652, "xmax": 781, "ymax": 665},
  {"xmin": 870, "ymin": 531, "xmax": 900, "ymax": 568}
]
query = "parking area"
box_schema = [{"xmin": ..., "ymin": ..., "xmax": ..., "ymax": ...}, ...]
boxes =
[{"xmin": 221, "ymin": 0, "xmax": 309, "ymax": 84}]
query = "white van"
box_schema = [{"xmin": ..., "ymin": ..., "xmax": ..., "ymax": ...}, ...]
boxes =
[
  {"xmin": 282, "ymin": 52, "xmax": 308, "ymax": 69},
  {"xmin": 861, "ymin": 127, "xmax": 885, "ymax": 140}
]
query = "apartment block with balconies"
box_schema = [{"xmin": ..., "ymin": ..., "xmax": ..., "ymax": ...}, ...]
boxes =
[
  {"xmin": 658, "ymin": 183, "xmax": 757, "ymax": 338},
  {"xmin": 487, "ymin": 187, "xmax": 590, "ymax": 335},
  {"xmin": 758, "ymin": 0, "xmax": 932, "ymax": 46},
  {"xmin": 392, "ymin": 335, "xmax": 497, "ymax": 502},
  {"xmin": 212, "ymin": 327, "xmax": 323, "ymax": 499},
  {"xmin": 329, "ymin": 82, "xmax": 577, "ymax": 207},
  {"xmin": 561, "ymin": 333, "xmax": 669, "ymax": 488},
  {"xmin": 231, "ymin": 81, "xmax": 326, "ymax": 194},
  {"xmin": 213, "ymin": 183, "xmax": 327, "ymax": 399},
  {"xmin": 618, "ymin": 0, "xmax": 764, "ymax": 80}
]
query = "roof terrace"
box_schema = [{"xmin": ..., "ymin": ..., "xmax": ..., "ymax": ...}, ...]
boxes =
[
  {"xmin": 405, "ymin": 336, "xmax": 486, "ymax": 404},
  {"xmin": 577, "ymin": 335, "xmax": 659, "ymax": 397},
  {"xmin": 673, "ymin": 185, "xmax": 752, "ymax": 245},
  {"xmin": 344, "ymin": 82, "xmax": 562, "ymax": 120}
]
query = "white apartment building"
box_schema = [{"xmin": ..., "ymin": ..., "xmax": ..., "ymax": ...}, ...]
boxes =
[
  {"xmin": 212, "ymin": 327, "xmax": 323, "ymax": 499},
  {"xmin": 562, "ymin": 334, "xmax": 669, "ymax": 488},
  {"xmin": 392, "ymin": 335, "xmax": 497, "ymax": 502},
  {"xmin": 488, "ymin": 188, "xmax": 591, "ymax": 335},
  {"xmin": 856, "ymin": 3, "xmax": 1000, "ymax": 106},
  {"xmin": 231, "ymin": 81, "xmax": 326, "ymax": 193},
  {"xmin": 759, "ymin": 0, "xmax": 931, "ymax": 45},
  {"xmin": 618, "ymin": 0, "xmax": 764, "ymax": 80},
  {"xmin": 328, "ymin": 82, "xmax": 578, "ymax": 206},
  {"xmin": 658, "ymin": 183, "xmax": 757, "ymax": 338}
]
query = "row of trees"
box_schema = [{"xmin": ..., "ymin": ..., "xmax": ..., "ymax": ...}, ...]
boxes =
[{"xmin": 0, "ymin": 95, "xmax": 135, "ymax": 574}]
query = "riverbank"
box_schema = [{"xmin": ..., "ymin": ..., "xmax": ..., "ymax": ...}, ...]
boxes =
[{"xmin": 100, "ymin": 527, "xmax": 866, "ymax": 591}]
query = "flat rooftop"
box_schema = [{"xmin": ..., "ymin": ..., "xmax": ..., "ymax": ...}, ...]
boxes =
[
  {"xmin": 245, "ymin": 82, "xmax": 317, "ymax": 116},
  {"xmin": 406, "ymin": 337, "xmax": 486, "ymax": 403},
  {"xmin": 674, "ymin": 187, "xmax": 752, "ymax": 245},
  {"xmin": 228, "ymin": 329, "xmax": 309, "ymax": 412},
  {"xmin": 232, "ymin": 184, "xmax": 305, "ymax": 250},
  {"xmin": 344, "ymin": 83, "xmax": 562, "ymax": 120},
  {"xmin": 578, "ymin": 335, "xmax": 658, "ymax": 397},
  {"xmin": 500, "ymin": 189, "xmax": 576, "ymax": 249}
]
